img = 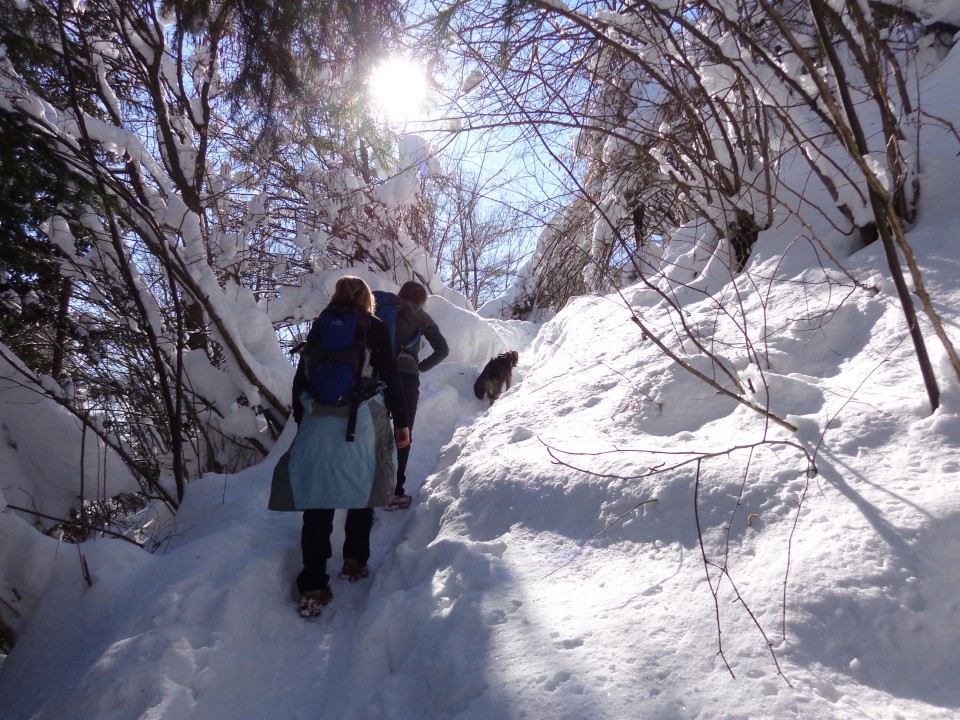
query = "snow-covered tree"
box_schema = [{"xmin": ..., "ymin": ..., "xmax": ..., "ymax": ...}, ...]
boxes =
[
  {"xmin": 426, "ymin": 167, "xmax": 533, "ymax": 309},
  {"xmin": 0, "ymin": 0, "xmax": 449, "ymax": 507},
  {"xmin": 424, "ymin": 0, "xmax": 960, "ymax": 410}
]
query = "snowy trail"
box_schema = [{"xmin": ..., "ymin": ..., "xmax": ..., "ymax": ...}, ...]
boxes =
[
  {"xmin": 245, "ymin": 339, "xmax": 541, "ymax": 719},
  {"xmin": 6, "ymin": 280, "xmax": 960, "ymax": 720},
  {"xmin": 167, "ymin": 347, "xmax": 533, "ymax": 720},
  {"xmin": 97, "ymin": 319, "xmax": 534, "ymax": 720}
]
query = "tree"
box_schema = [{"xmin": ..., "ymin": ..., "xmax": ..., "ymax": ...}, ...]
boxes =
[
  {"xmin": 412, "ymin": 0, "xmax": 959, "ymax": 673},
  {"xmin": 429, "ymin": 167, "xmax": 533, "ymax": 309},
  {"xmin": 420, "ymin": 0, "xmax": 959, "ymax": 410},
  {"xmin": 0, "ymin": 0, "xmax": 430, "ymax": 508},
  {"xmin": 0, "ymin": 109, "xmax": 99, "ymax": 378}
]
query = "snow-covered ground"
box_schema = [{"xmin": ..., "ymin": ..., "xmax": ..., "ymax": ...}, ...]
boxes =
[{"xmin": 4, "ymin": 226, "xmax": 960, "ymax": 719}]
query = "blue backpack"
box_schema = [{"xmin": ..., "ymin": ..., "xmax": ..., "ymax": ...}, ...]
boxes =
[
  {"xmin": 373, "ymin": 290, "xmax": 421, "ymax": 357},
  {"xmin": 301, "ymin": 304, "xmax": 380, "ymax": 441}
]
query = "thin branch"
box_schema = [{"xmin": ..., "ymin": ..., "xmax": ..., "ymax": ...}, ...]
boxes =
[
  {"xmin": 4, "ymin": 505, "xmax": 145, "ymax": 548},
  {"xmin": 541, "ymin": 498, "xmax": 658, "ymax": 579}
]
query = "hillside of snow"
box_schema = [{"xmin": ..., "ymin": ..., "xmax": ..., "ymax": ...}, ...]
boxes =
[{"xmin": 3, "ymin": 217, "xmax": 960, "ymax": 719}]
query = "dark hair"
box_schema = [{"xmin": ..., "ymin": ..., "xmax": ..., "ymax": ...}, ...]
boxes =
[{"xmin": 397, "ymin": 281, "xmax": 428, "ymax": 308}]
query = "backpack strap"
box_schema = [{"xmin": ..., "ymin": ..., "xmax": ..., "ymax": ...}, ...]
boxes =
[
  {"xmin": 344, "ymin": 317, "xmax": 370, "ymax": 443},
  {"xmin": 393, "ymin": 300, "xmax": 422, "ymax": 357},
  {"xmin": 373, "ymin": 290, "xmax": 422, "ymax": 357}
]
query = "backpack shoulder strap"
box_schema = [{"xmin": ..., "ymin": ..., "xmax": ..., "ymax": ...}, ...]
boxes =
[
  {"xmin": 345, "ymin": 310, "xmax": 373, "ymax": 442},
  {"xmin": 395, "ymin": 301, "xmax": 423, "ymax": 354}
]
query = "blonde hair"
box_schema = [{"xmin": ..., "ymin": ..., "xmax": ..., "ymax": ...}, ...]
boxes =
[{"xmin": 330, "ymin": 275, "xmax": 374, "ymax": 314}]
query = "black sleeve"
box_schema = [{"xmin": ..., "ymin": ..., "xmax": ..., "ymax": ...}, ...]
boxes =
[
  {"xmin": 415, "ymin": 308, "xmax": 449, "ymax": 373},
  {"xmin": 368, "ymin": 317, "xmax": 410, "ymax": 428},
  {"xmin": 291, "ymin": 349, "xmax": 310, "ymax": 424}
]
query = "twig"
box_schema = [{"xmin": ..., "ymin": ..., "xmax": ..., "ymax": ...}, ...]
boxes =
[
  {"xmin": 718, "ymin": 563, "xmax": 792, "ymax": 686},
  {"xmin": 0, "ymin": 595, "xmax": 21, "ymax": 619},
  {"xmin": 78, "ymin": 546, "xmax": 92, "ymax": 587},
  {"xmin": 694, "ymin": 459, "xmax": 735, "ymax": 678},
  {"xmin": 629, "ymin": 314, "xmax": 798, "ymax": 433},
  {"xmin": 4, "ymin": 504, "xmax": 144, "ymax": 548},
  {"xmin": 541, "ymin": 437, "xmax": 816, "ymax": 480},
  {"xmin": 694, "ymin": 459, "xmax": 792, "ymax": 684},
  {"xmin": 541, "ymin": 498, "xmax": 658, "ymax": 579}
]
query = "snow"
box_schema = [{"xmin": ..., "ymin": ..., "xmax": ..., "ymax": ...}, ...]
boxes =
[
  {"xmin": 5, "ymin": 34, "xmax": 960, "ymax": 720},
  {"xmin": 0, "ymin": 345, "xmax": 139, "ymax": 522},
  {"xmin": 5, "ymin": 204, "xmax": 960, "ymax": 717}
]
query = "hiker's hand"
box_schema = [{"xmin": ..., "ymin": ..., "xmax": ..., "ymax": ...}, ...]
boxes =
[{"xmin": 394, "ymin": 427, "xmax": 411, "ymax": 449}]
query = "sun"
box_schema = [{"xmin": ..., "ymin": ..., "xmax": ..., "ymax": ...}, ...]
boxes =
[{"xmin": 368, "ymin": 56, "xmax": 429, "ymax": 125}]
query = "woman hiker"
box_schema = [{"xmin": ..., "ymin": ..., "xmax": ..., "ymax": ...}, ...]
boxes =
[
  {"xmin": 269, "ymin": 276, "xmax": 410, "ymax": 617},
  {"xmin": 386, "ymin": 281, "xmax": 449, "ymax": 510}
]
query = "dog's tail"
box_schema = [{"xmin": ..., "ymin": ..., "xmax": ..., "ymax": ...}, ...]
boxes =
[{"xmin": 473, "ymin": 376, "xmax": 486, "ymax": 400}]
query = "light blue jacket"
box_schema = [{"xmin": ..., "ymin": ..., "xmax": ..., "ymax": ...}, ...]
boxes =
[{"xmin": 269, "ymin": 393, "xmax": 397, "ymax": 510}]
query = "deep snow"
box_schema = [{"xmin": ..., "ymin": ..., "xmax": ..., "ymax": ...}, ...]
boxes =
[{"xmin": 3, "ymin": 242, "xmax": 960, "ymax": 718}]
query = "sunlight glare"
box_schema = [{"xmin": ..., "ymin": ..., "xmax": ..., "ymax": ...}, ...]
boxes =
[{"xmin": 368, "ymin": 56, "xmax": 429, "ymax": 124}]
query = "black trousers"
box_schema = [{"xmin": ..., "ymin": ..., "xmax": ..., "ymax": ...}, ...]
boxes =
[
  {"xmin": 297, "ymin": 508, "xmax": 374, "ymax": 594},
  {"xmin": 395, "ymin": 373, "xmax": 421, "ymax": 496}
]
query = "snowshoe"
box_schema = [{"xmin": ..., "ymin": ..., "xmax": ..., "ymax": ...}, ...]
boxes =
[
  {"xmin": 298, "ymin": 585, "xmax": 333, "ymax": 618},
  {"xmin": 339, "ymin": 559, "xmax": 370, "ymax": 582},
  {"xmin": 385, "ymin": 494, "xmax": 412, "ymax": 511}
]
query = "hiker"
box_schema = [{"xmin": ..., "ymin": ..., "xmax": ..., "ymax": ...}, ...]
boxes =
[
  {"xmin": 269, "ymin": 275, "xmax": 410, "ymax": 617},
  {"xmin": 384, "ymin": 281, "xmax": 449, "ymax": 510}
]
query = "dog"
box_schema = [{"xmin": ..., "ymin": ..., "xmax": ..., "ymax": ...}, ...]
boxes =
[{"xmin": 474, "ymin": 351, "xmax": 519, "ymax": 403}]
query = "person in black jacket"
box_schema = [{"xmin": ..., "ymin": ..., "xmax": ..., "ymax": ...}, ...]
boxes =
[
  {"xmin": 276, "ymin": 275, "xmax": 410, "ymax": 617},
  {"xmin": 386, "ymin": 281, "xmax": 449, "ymax": 510}
]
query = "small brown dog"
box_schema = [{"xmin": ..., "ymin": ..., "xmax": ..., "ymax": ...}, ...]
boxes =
[{"xmin": 474, "ymin": 351, "xmax": 519, "ymax": 402}]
